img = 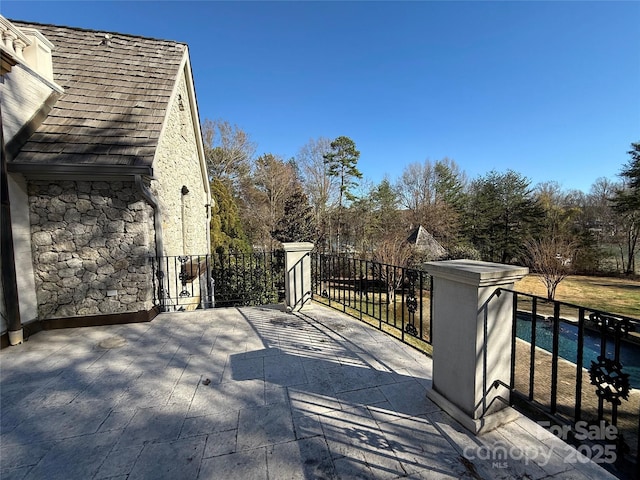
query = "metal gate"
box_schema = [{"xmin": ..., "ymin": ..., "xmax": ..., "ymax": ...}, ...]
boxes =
[{"xmin": 152, "ymin": 251, "xmax": 285, "ymax": 311}]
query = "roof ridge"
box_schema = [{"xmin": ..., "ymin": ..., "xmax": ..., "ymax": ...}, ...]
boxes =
[{"xmin": 9, "ymin": 18, "xmax": 187, "ymax": 46}]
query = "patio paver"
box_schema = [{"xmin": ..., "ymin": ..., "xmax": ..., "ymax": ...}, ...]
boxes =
[{"xmin": 0, "ymin": 303, "xmax": 620, "ymax": 479}]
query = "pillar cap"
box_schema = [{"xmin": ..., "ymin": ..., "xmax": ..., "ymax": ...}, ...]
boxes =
[
  {"xmin": 425, "ymin": 259, "xmax": 528, "ymax": 287},
  {"xmin": 282, "ymin": 242, "xmax": 314, "ymax": 253}
]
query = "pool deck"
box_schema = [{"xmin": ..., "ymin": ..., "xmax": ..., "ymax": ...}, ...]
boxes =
[{"xmin": 0, "ymin": 303, "xmax": 620, "ymax": 479}]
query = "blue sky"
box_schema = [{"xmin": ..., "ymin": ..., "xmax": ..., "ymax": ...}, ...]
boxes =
[{"xmin": 3, "ymin": 1, "xmax": 639, "ymax": 193}]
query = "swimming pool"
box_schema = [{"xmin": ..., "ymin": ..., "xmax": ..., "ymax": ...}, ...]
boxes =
[{"xmin": 516, "ymin": 314, "xmax": 640, "ymax": 389}]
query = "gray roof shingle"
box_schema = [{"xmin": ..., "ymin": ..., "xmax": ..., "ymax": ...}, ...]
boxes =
[{"xmin": 10, "ymin": 21, "xmax": 186, "ymax": 168}]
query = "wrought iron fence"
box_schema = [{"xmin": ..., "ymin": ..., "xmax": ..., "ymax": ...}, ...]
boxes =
[
  {"xmin": 152, "ymin": 251, "xmax": 285, "ymax": 310},
  {"xmin": 310, "ymin": 253, "xmax": 432, "ymax": 352},
  {"xmin": 211, "ymin": 251, "xmax": 285, "ymax": 307},
  {"xmin": 501, "ymin": 289, "xmax": 640, "ymax": 479}
]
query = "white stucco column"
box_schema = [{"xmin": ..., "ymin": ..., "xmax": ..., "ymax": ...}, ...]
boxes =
[
  {"xmin": 8, "ymin": 174, "xmax": 38, "ymax": 324},
  {"xmin": 282, "ymin": 242, "xmax": 314, "ymax": 312},
  {"xmin": 425, "ymin": 259, "xmax": 528, "ymax": 434}
]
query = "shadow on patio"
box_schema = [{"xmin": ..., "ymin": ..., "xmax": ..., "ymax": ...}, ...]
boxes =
[{"xmin": 0, "ymin": 304, "xmax": 618, "ymax": 479}]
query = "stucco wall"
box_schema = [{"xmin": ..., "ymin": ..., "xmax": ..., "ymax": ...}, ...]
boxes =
[
  {"xmin": 28, "ymin": 180, "xmax": 156, "ymax": 318},
  {"xmin": 8, "ymin": 173, "xmax": 38, "ymax": 324},
  {"xmin": 1, "ymin": 64, "xmax": 55, "ymax": 143},
  {"xmin": 152, "ymin": 69, "xmax": 209, "ymax": 257}
]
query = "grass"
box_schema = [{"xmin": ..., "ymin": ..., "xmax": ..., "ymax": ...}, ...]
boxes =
[{"xmin": 513, "ymin": 274, "xmax": 640, "ymax": 319}]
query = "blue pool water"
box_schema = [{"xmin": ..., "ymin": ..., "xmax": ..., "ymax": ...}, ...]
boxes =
[{"xmin": 516, "ymin": 315, "xmax": 640, "ymax": 389}]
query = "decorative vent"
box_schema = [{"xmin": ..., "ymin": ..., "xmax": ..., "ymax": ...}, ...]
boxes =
[{"xmin": 100, "ymin": 33, "xmax": 112, "ymax": 47}]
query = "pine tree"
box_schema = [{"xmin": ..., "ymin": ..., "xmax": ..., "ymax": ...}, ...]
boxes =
[
  {"xmin": 464, "ymin": 170, "xmax": 544, "ymax": 263},
  {"xmin": 323, "ymin": 136, "xmax": 362, "ymax": 251}
]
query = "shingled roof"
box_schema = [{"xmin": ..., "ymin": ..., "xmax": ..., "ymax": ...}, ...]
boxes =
[
  {"xmin": 9, "ymin": 21, "xmax": 186, "ymax": 168},
  {"xmin": 407, "ymin": 225, "xmax": 448, "ymax": 260}
]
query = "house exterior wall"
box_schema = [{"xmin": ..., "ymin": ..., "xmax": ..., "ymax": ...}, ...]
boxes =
[
  {"xmin": 28, "ymin": 180, "xmax": 156, "ymax": 318},
  {"xmin": 8, "ymin": 173, "xmax": 39, "ymax": 324},
  {"xmin": 152, "ymin": 69, "xmax": 209, "ymax": 257},
  {"xmin": 1, "ymin": 63, "xmax": 56, "ymax": 143},
  {"xmin": 1, "ymin": 173, "xmax": 39, "ymax": 335}
]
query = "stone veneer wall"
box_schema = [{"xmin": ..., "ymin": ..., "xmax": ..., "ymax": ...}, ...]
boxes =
[
  {"xmin": 28, "ymin": 180, "xmax": 156, "ymax": 319},
  {"xmin": 151, "ymin": 69, "xmax": 209, "ymax": 257}
]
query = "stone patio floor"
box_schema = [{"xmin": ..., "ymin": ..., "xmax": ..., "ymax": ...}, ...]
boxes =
[{"xmin": 0, "ymin": 303, "xmax": 618, "ymax": 479}]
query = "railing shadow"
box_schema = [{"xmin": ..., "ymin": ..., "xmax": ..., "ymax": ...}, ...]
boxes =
[
  {"xmin": 2, "ymin": 305, "xmax": 618, "ymax": 479},
  {"xmin": 230, "ymin": 306, "xmax": 480, "ymax": 479}
]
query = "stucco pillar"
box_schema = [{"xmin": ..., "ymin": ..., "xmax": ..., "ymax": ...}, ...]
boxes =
[
  {"xmin": 8, "ymin": 174, "xmax": 38, "ymax": 324},
  {"xmin": 425, "ymin": 259, "xmax": 528, "ymax": 434},
  {"xmin": 282, "ymin": 242, "xmax": 314, "ymax": 312}
]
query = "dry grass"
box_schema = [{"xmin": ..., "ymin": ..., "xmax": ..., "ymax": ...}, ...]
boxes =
[{"xmin": 514, "ymin": 274, "xmax": 640, "ymax": 319}]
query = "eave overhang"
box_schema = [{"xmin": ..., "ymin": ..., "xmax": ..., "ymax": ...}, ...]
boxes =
[{"xmin": 6, "ymin": 162, "xmax": 153, "ymax": 181}]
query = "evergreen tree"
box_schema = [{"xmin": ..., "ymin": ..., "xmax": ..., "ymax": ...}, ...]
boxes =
[
  {"xmin": 209, "ymin": 178, "xmax": 250, "ymax": 255},
  {"xmin": 323, "ymin": 136, "xmax": 362, "ymax": 207},
  {"xmin": 323, "ymin": 136, "xmax": 362, "ymax": 251},
  {"xmin": 434, "ymin": 158, "xmax": 466, "ymax": 211},
  {"xmin": 272, "ymin": 185, "xmax": 316, "ymax": 243},
  {"xmin": 368, "ymin": 178, "xmax": 404, "ymax": 245},
  {"xmin": 464, "ymin": 170, "xmax": 544, "ymax": 264}
]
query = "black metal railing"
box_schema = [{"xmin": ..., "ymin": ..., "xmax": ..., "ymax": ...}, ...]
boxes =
[
  {"xmin": 501, "ymin": 289, "xmax": 640, "ymax": 479},
  {"xmin": 152, "ymin": 254, "xmax": 213, "ymax": 311},
  {"xmin": 311, "ymin": 253, "xmax": 432, "ymax": 352},
  {"xmin": 211, "ymin": 251, "xmax": 285, "ymax": 307},
  {"xmin": 152, "ymin": 251, "xmax": 285, "ymax": 310}
]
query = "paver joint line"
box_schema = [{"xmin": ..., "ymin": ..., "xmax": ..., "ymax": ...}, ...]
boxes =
[{"xmin": 0, "ymin": 304, "xmax": 619, "ymax": 480}]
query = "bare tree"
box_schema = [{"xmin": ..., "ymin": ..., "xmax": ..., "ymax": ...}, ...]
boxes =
[
  {"xmin": 296, "ymin": 137, "xmax": 338, "ymax": 248},
  {"xmin": 397, "ymin": 160, "xmax": 436, "ymax": 220},
  {"xmin": 245, "ymin": 154, "xmax": 297, "ymax": 250},
  {"xmin": 535, "ymin": 181, "xmax": 566, "ymax": 236},
  {"xmin": 611, "ymin": 143, "xmax": 640, "ymax": 275},
  {"xmin": 372, "ymin": 235, "xmax": 413, "ymax": 304},
  {"xmin": 587, "ymin": 177, "xmax": 620, "ymax": 242},
  {"xmin": 525, "ymin": 237, "xmax": 578, "ymax": 300},
  {"xmin": 202, "ymin": 118, "xmax": 256, "ymax": 188},
  {"xmin": 396, "ymin": 158, "xmax": 465, "ymax": 246}
]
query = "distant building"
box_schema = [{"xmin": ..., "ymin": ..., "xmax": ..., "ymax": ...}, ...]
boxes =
[{"xmin": 406, "ymin": 225, "xmax": 447, "ymax": 260}]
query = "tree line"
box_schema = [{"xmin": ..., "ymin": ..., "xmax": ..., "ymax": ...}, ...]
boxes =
[{"xmin": 203, "ymin": 119, "xmax": 640, "ymax": 286}]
